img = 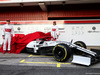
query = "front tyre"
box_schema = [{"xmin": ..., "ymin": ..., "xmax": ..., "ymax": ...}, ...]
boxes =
[{"xmin": 52, "ymin": 44, "xmax": 71, "ymax": 62}]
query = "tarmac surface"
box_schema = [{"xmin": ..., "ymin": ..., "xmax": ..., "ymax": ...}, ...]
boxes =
[{"xmin": 0, "ymin": 52, "xmax": 100, "ymax": 75}]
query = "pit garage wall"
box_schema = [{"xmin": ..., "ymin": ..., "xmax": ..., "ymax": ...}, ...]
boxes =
[
  {"xmin": 0, "ymin": 4, "xmax": 100, "ymax": 21},
  {"xmin": 0, "ymin": 20, "xmax": 100, "ymax": 48}
]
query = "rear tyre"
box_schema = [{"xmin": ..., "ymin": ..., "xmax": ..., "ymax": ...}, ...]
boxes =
[
  {"xmin": 52, "ymin": 44, "xmax": 71, "ymax": 62},
  {"xmin": 74, "ymin": 41, "xmax": 87, "ymax": 55},
  {"xmin": 74, "ymin": 41, "xmax": 87, "ymax": 49}
]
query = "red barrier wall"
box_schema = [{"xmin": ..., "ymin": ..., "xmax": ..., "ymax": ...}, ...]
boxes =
[
  {"xmin": 0, "ymin": 6, "xmax": 48, "ymax": 21},
  {"xmin": 0, "ymin": 3, "xmax": 100, "ymax": 21}
]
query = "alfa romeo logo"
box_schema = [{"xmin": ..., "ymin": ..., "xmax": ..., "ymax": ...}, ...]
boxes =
[
  {"xmin": 92, "ymin": 26, "xmax": 96, "ymax": 30},
  {"xmin": 17, "ymin": 27, "xmax": 21, "ymax": 30},
  {"xmin": 88, "ymin": 26, "xmax": 100, "ymax": 33}
]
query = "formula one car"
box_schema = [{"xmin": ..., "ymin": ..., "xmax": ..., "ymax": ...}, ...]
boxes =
[{"xmin": 26, "ymin": 36, "xmax": 100, "ymax": 66}]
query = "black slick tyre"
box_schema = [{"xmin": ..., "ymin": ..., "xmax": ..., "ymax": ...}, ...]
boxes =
[
  {"xmin": 74, "ymin": 41, "xmax": 87, "ymax": 48},
  {"xmin": 74, "ymin": 41, "xmax": 87, "ymax": 55},
  {"xmin": 52, "ymin": 44, "xmax": 71, "ymax": 62}
]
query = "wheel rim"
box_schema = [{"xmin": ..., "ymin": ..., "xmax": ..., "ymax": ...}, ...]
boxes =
[{"xmin": 54, "ymin": 47, "xmax": 64, "ymax": 59}]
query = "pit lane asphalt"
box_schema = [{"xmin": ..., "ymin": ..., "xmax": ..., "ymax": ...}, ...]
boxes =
[{"xmin": 0, "ymin": 52, "xmax": 100, "ymax": 75}]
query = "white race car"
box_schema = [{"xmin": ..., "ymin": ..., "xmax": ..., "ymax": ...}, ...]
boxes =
[{"xmin": 26, "ymin": 36, "xmax": 100, "ymax": 66}]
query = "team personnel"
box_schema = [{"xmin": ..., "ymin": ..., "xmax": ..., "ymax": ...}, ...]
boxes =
[
  {"xmin": 2, "ymin": 19, "xmax": 15, "ymax": 54},
  {"xmin": 51, "ymin": 21, "xmax": 59, "ymax": 40}
]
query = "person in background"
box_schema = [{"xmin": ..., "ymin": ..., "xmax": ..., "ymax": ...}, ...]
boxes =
[
  {"xmin": 51, "ymin": 21, "xmax": 59, "ymax": 40},
  {"xmin": 2, "ymin": 19, "xmax": 15, "ymax": 54}
]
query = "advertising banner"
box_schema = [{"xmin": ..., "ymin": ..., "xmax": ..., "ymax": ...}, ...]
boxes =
[
  {"xmin": 0, "ymin": 20, "xmax": 100, "ymax": 46},
  {"xmin": 63, "ymin": 20, "xmax": 100, "ymax": 46}
]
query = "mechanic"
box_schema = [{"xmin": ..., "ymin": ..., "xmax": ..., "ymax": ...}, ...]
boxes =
[
  {"xmin": 51, "ymin": 21, "xmax": 59, "ymax": 40},
  {"xmin": 2, "ymin": 19, "xmax": 15, "ymax": 54}
]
